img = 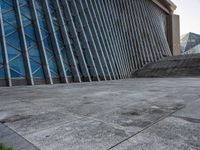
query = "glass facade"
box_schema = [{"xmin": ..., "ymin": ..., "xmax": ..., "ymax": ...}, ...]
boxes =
[
  {"xmin": 181, "ymin": 32, "xmax": 200, "ymax": 55},
  {"xmin": 1, "ymin": 0, "xmax": 26, "ymax": 78},
  {"xmin": 0, "ymin": 0, "xmax": 172, "ymax": 86}
]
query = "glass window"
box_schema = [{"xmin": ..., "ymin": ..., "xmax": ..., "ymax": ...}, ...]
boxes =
[
  {"xmin": 21, "ymin": 15, "xmax": 31, "ymax": 27},
  {"xmin": 3, "ymin": 10, "xmax": 17, "ymax": 26},
  {"xmin": 24, "ymin": 25, "xmax": 36, "ymax": 40},
  {"xmin": 25, "ymin": 36, "xmax": 36, "ymax": 48},
  {"xmin": 0, "ymin": 42, "xmax": 5, "ymax": 79},
  {"xmin": 9, "ymin": 56, "xmax": 25, "ymax": 77},
  {"xmin": 3, "ymin": 22, "xmax": 16, "ymax": 36},
  {"xmin": 0, "ymin": 67, "xmax": 5, "ymax": 79},
  {"xmin": 20, "ymin": 0, "xmax": 45, "ymax": 78},
  {"xmin": 6, "ymin": 45, "xmax": 20, "ymax": 60},
  {"xmin": 1, "ymin": 0, "xmax": 12, "ymax": 13},
  {"xmin": 6, "ymin": 32, "xmax": 21, "ymax": 50},
  {"xmin": 33, "ymin": 68, "xmax": 44, "ymax": 77},
  {"xmin": 2, "ymin": 0, "xmax": 26, "ymax": 78},
  {"xmin": 35, "ymin": 0, "xmax": 59, "ymax": 78}
]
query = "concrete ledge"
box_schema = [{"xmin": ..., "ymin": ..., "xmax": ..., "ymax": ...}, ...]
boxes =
[{"xmin": 152, "ymin": 0, "xmax": 177, "ymax": 13}]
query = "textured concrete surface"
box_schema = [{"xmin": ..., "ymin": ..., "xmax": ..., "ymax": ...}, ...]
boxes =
[
  {"xmin": 0, "ymin": 123, "xmax": 39, "ymax": 150},
  {"xmin": 0, "ymin": 78, "xmax": 200, "ymax": 150},
  {"xmin": 133, "ymin": 54, "xmax": 200, "ymax": 78}
]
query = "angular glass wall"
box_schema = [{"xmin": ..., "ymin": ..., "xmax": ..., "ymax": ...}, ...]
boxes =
[
  {"xmin": 34, "ymin": 0, "xmax": 60, "ymax": 82},
  {"xmin": 0, "ymin": 40, "xmax": 5, "ymax": 80},
  {"xmin": 0, "ymin": 0, "xmax": 171, "ymax": 86},
  {"xmin": 1, "ymin": 0, "xmax": 26, "ymax": 82},
  {"xmin": 181, "ymin": 32, "xmax": 200, "ymax": 55},
  {"xmin": 19, "ymin": 0, "xmax": 44, "ymax": 79}
]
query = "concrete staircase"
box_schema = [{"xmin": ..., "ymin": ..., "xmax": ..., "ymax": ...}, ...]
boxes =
[{"xmin": 133, "ymin": 54, "xmax": 200, "ymax": 77}]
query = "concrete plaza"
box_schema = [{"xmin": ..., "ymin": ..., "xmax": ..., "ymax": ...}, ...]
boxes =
[{"xmin": 0, "ymin": 78, "xmax": 200, "ymax": 150}]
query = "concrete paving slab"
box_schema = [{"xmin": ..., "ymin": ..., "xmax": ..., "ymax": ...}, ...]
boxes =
[
  {"xmin": 0, "ymin": 78, "xmax": 200, "ymax": 150},
  {"xmin": 4, "ymin": 111, "xmax": 83, "ymax": 136},
  {"xmin": 93, "ymin": 101, "xmax": 178, "ymax": 135},
  {"xmin": 0, "ymin": 123, "xmax": 39, "ymax": 150},
  {"xmin": 174, "ymin": 98, "xmax": 200, "ymax": 120},
  {"xmin": 111, "ymin": 117, "xmax": 200, "ymax": 150},
  {"xmin": 24, "ymin": 118, "xmax": 129, "ymax": 150}
]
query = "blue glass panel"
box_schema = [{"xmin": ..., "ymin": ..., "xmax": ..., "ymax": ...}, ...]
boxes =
[
  {"xmin": 47, "ymin": 0, "xmax": 73, "ymax": 78},
  {"xmin": 3, "ymin": 0, "xmax": 12, "ymax": 5},
  {"xmin": 19, "ymin": 0, "xmax": 27, "ymax": 5},
  {"xmin": 30, "ymin": 60, "xmax": 40, "ymax": 72},
  {"xmin": 3, "ymin": 11, "xmax": 17, "ymax": 26},
  {"xmin": 7, "ymin": 45, "xmax": 20, "ymax": 60},
  {"xmin": 21, "ymin": 15, "xmax": 31, "ymax": 26},
  {"xmin": 19, "ymin": 2, "xmax": 45, "ymax": 79},
  {"xmin": 28, "ymin": 46, "xmax": 40, "ymax": 62},
  {"xmin": 36, "ymin": 0, "xmax": 59, "ymax": 78},
  {"xmin": 24, "ymin": 25, "xmax": 36, "ymax": 40},
  {"xmin": 9, "ymin": 56, "xmax": 25, "ymax": 77},
  {"xmin": 1, "ymin": 0, "xmax": 27, "ymax": 79},
  {"xmin": 33, "ymin": 68, "xmax": 44, "ymax": 77},
  {"xmin": 52, "ymin": 16, "xmax": 58, "ymax": 24},
  {"xmin": 50, "ymin": 71, "xmax": 57, "ymax": 78},
  {"xmin": 6, "ymin": 32, "xmax": 21, "ymax": 50},
  {"xmin": 36, "ymin": 9, "xmax": 43, "ymax": 17},
  {"xmin": 3, "ymin": 22, "xmax": 16, "ymax": 36},
  {"xmin": 0, "ymin": 54, "xmax": 3, "ymax": 64},
  {"xmin": 39, "ymin": 18, "xmax": 47, "ymax": 31},
  {"xmin": 1, "ymin": 0, "xmax": 12, "ymax": 13},
  {"xmin": 49, "ymin": 60, "xmax": 59, "ymax": 76},
  {"xmin": 25, "ymin": 36, "xmax": 36, "ymax": 48},
  {"xmin": 58, "ymin": 41, "xmax": 64, "ymax": 49},
  {"xmin": 40, "ymin": 29, "xmax": 48, "ymax": 38},
  {"xmin": 64, "ymin": 64, "xmax": 72, "ymax": 77},
  {"xmin": 61, "ymin": 50, "xmax": 66, "ymax": 60},
  {"xmin": 0, "ymin": 67, "xmax": 5, "ymax": 78},
  {"xmin": 10, "ymin": 69, "xmax": 22, "ymax": 78},
  {"xmin": 35, "ymin": 0, "xmax": 43, "ymax": 11},
  {"xmin": 46, "ymin": 50, "xmax": 53, "ymax": 59},
  {"xmin": 0, "ymin": 41, "xmax": 4, "ymax": 79},
  {"xmin": 56, "ymin": 31, "xmax": 63, "ymax": 43},
  {"xmin": 43, "ymin": 37, "xmax": 52, "ymax": 50},
  {"xmin": 21, "ymin": 6, "xmax": 31, "ymax": 18},
  {"xmin": 0, "ymin": 42, "xmax": 3, "ymax": 63}
]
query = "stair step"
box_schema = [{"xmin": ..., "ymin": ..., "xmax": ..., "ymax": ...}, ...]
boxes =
[{"xmin": 133, "ymin": 54, "xmax": 200, "ymax": 78}]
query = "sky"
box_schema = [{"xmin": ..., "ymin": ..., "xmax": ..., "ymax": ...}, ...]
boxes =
[{"xmin": 172, "ymin": 0, "xmax": 200, "ymax": 36}]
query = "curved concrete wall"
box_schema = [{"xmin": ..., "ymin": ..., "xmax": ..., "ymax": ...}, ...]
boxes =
[{"xmin": 0, "ymin": 0, "xmax": 171, "ymax": 86}]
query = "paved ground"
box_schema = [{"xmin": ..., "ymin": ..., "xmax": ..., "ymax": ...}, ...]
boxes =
[{"xmin": 0, "ymin": 78, "xmax": 200, "ymax": 150}]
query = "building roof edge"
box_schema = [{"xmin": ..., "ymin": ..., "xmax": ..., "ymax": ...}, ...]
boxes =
[{"xmin": 151, "ymin": 0, "xmax": 177, "ymax": 14}]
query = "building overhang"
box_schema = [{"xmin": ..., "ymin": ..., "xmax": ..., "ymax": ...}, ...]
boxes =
[{"xmin": 151, "ymin": 0, "xmax": 177, "ymax": 14}]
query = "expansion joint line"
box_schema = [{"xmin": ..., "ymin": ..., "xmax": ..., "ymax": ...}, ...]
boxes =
[
  {"xmin": 0, "ymin": 123, "xmax": 40, "ymax": 150},
  {"xmin": 107, "ymin": 105, "xmax": 185, "ymax": 150}
]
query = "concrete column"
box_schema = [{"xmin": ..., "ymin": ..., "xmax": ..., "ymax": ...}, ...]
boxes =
[{"xmin": 167, "ymin": 14, "xmax": 180, "ymax": 56}]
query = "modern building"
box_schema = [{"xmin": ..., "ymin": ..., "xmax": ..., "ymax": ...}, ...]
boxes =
[
  {"xmin": 181, "ymin": 32, "xmax": 200, "ymax": 55},
  {"xmin": 0, "ymin": 0, "xmax": 179, "ymax": 86}
]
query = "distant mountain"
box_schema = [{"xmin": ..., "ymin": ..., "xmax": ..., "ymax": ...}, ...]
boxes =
[{"xmin": 181, "ymin": 32, "xmax": 200, "ymax": 54}]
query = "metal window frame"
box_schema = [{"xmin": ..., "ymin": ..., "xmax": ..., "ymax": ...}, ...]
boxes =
[
  {"xmin": 42, "ymin": 0, "xmax": 68, "ymax": 83},
  {"xmin": 29, "ymin": 0, "xmax": 53, "ymax": 84},
  {"xmin": 14, "ymin": 0, "xmax": 34, "ymax": 85},
  {"xmin": 103, "ymin": 0, "xmax": 127, "ymax": 78},
  {"xmin": 121, "ymin": 0, "xmax": 137, "ymax": 70},
  {"xmin": 0, "ymin": 7, "xmax": 12, "ymax": 86},
  {"xmin": 60, "ymin": 0, "xmax": 92, "ymax": 82},
  {"xmin": 87, "ymin": 0, "xmax": 116, "ymax": 80},
  {"xmin": 92, "ymin": 0, "xmax": 119, "ymax": 79},
  {"xmin": 53, "ymin": 0, "xmax": 81, "ymax": 83},
  {"xmin": 112, "ymin": 0, "xmax": 132, "ymax": 77},
  {"xmin": 97, "ymin": 0, "xmax": 124, "ymax": 79},
  {"xmin": 81, "ymin": 0, "xmax": 112, "ymax": 80}
]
